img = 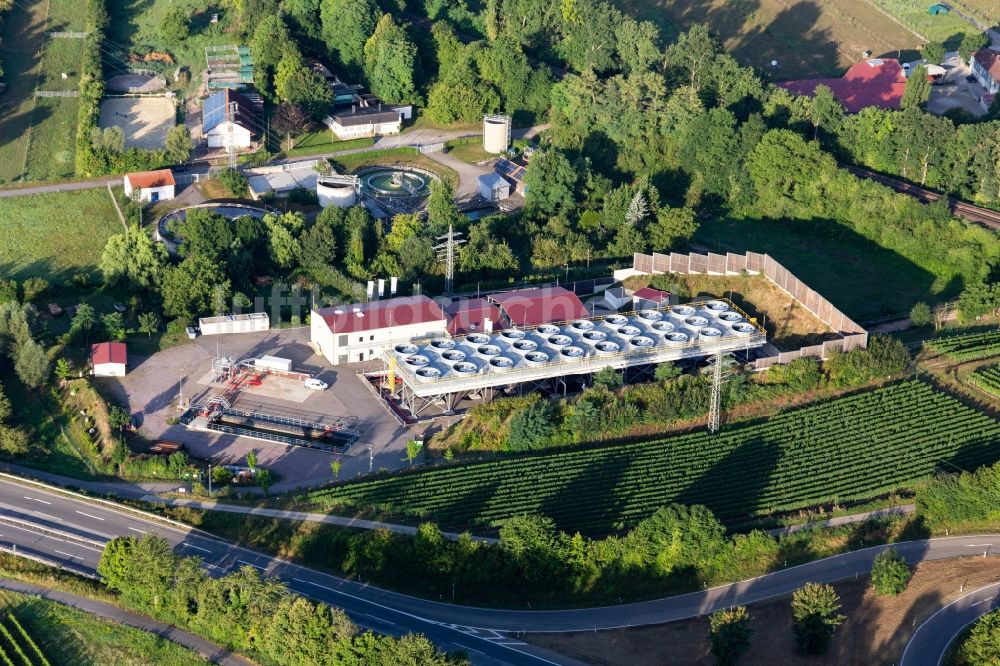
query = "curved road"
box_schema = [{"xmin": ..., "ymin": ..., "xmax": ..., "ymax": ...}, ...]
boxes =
[
  {"xmin": 0, "ymin": 476, "xmax": 998, "ymax": 663},
  {"xmin": 902, "ymin": 580, "xmax": 1000, "ymax": 666}
]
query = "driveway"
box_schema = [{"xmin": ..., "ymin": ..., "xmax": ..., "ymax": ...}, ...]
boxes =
[{"xmin": 101, "ymin": 329, "xmax": 424, "ymax": 491}]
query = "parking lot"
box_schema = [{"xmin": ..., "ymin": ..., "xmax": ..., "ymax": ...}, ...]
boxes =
[{"xmin": 103, "ymin": 328, "xmax": 425, "ymax": 491}]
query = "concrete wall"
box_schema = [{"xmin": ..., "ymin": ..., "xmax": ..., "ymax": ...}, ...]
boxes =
[{"xmin": 631, "ymin": 251, "xmax": 868, "ymax": 369}]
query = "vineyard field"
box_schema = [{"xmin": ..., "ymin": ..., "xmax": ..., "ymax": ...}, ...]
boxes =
[
  {"xmin": 926, "ymin": 330, "xmax": 1000, "ymax": 362},
  {"xmin": 971, "ymin": 365, "xmax": 1000, "ymax": 399},
  {"xmin": 311, "ymin": 381, "xmax": 1000, "ymax": 534}
]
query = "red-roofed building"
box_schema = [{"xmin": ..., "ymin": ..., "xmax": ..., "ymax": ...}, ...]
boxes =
[
  {"xmin": 778, "ymin": 58, "xmax": 907, "ymax": 114},
  {"xmin": 632, "ymin": 287, "xmax": 671, "ymax": 309},
  {"xmin": 445, "ymin": 298, "xmax": 502, "ymax": 335},
  {"xmin": 311, "ymin": 295, "xmax": 448, "ymax": 365},
  {"xmin": 489, "ymin": 286, "xmax": 586, "ymax": 328},
  {"xmin": 91, "ymin": 342, "xmax": 127, "ymax": 377},
  {"xmin": 123, "ymin": 169, "xmax": 176, "ymax": 203}
]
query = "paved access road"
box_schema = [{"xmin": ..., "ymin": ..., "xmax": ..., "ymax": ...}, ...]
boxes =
[
  {"xmin": 1, "ymin": 476, "xmax": 999, "ymax": 665},
  {"xmin": 901, "ymin": 579, "xmax": 1000, "ymax": 666},
  {"xmin": 0, "ymin": 476, "xmax": 578, "ymax": 666}
]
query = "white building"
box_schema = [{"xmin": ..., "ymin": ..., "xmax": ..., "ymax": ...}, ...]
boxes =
[
  {"xmin": 123, "ymin": 169, "xmax": 175, "ymax": 203},
  {"xmin": 971, "ymin": 49, "xmax": 1000, "ymax": 110},
  {"xmin": 91, "ymin": 342, "xmax": 127, "ymax": 377},
  {"xmin": 198, "ymin": 312, "xmax": 269, "ymax": 336},
  {"xmin": 477, "ymin": 173, "xmax": 511, "ymax": 202},
  {"xmin": 325, "ymin": 107, "xmax": 402, "ymax": 140},
  {"xmin": 311, "ymin": 296, "xmax": 448, "ymax": 365},
  {"xmin": 203, "ymin": 89, "xmax": 262, "ymax": 149}
]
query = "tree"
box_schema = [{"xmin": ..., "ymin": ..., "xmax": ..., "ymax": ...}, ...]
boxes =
[
  {"xmin": 524, "ymin": 148, "xmax": 577, "ymax": 216},
  {"xmin": 109, "ymin": 405, "xmax": 131, "ymax": 432},
  {"xmin": 138, "ymin": 312, "xmax": 160, "ymax": 337},
  {"xmin": 650, "ymin": 206, "xmax": 698, "ymax": 252},
  {"xmin": 165, "ymin": 125, "xmax": 192, "ymax": 163},
  {"xmin": 0, "ymin": 426, "xmax": 28, "ymax": 455},
  {"xmin": 256, "ymin": 468, "xmax": 273, "ymax": 494},
  {"xmin": 592, "ymin": 367, "xmax": 622, "ymax": 390},
  {"xmin": 0, "ymin": 279, "xmax": 16, "ymax": 304},
  {"xmin": 958, "ymin": 609, "xmax": 1000, "ymax": 665},
  {"xmin": 709, "ymin": 606, "xmax": 752, "ymax": 666},
  {"xmin": 272, "ymin": 103, "xmax": 311, "ymax": 144},
  {"xmin": 250, "ymin": 14, "xmax": 295, "ymax": 98},
  {"xmin": 246, "ymin": 450, "xmax": 257, "ymax": 471},
  {"xmin": 791, "ymin": 582, "xmax": 845, "ymax": 655},
  {"xmin": 20, "ymin": 277, "xmax": 48, "ymax": 302},
  {"xmin": 161, "ymin": 8, "xmax": 189, "ymax": 43},
  {"xmin": 959, "ymin": 32, "xmax": 990, "ymax": 61},
  {"xmin": 405, "ymin": 439, "xmax": 421, "ymax": 465},
  {"xmin": 425, "ymin": 54, "xmax": 500, "ymax": 124},
  {"xmin": 958, "ymin": 281, "xmax": 1000, "ymax": 321},
  {"xmin": 363, "ymin": 14, "xmax": 419, "ymax": 104},
  {"xmin": 274, "ymin": 52, "xmax": 333, "ymax": 118},
  {"xmin": 909, "ymin": 302, "xmax": 932, "ymax": 327},
  {"xmin": 870, "ymin": 547, "xmax": 911, "ymax": 596},
  {"xmin": 331, "ymin": 459, "xmax": 342, "ymax": 479},
  {"xmin": 922, "ymin": 41, "xmax": 946, "ymax": 64},
  {"xmin": 615, "ymin": 19, "xmax": 660, "ymax": 74},
  {"xmin": 425, "ymin": 179, "xmax": 464, "ymax": 237},
  {"xmin": 810, "ymin": 84, "xmax": 844, "ymax": 142},
  {"xmin": 70, "ymin": 304, "xmax": 98, "ymax": 345},
  {"xmin": 99, "ymin": 225, "xmax": 168, "ymax": 292},
  {"xmin": 162, "ymin": 255, "xmax": 230, "ymax": 319},
  {"xmin": 14, "ymin": 339, "xmax": 47, "ymax": 388},
  {"xmin": 901, "ymin": 65, "xmax": 931, "ymax": 109},
  {"xmin": 626, "ymin": 504, "xmax": 726, "ymax": 574},
  {"xmin": 54, "ymin": 357, "xmax": 72, "ymax": 381},
  {"xmin": 219, "ymin": 168, "xmax": 248, "ymax": 197},
  {"xmin": 506, "ymin": 398, "xmax": 558, "ymax": 450},
  {"xmin": 102, "ymin": 312, "xmax": 126, "ymax": 342},
  {"xmin": 320, "ymin": 0, "xmax": 379, "ymax": 74}
]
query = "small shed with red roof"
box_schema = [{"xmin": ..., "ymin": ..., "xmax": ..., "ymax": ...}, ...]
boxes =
[
  {"xmin": 778, "ymin": 58, "xmax": 907, "ymax": 113},
  {"xmin": 91, "ymin": 342, "xmax": 127, "ymax": 377},
  {"xmin": 310, "ymin": 295, "xmax": 448, "ymax": 365},
  {"xmin": 489, "ymin": 286, "xmax": 586, "ymax": 328},
  {"xmin": 123, "ymin": 169, "xmax": 175, "ymax": 203},
  {"xmin": 632, "ymin": 287, "xmax": 671, "ymax": 309},
  {"xmin": 445, "ymin": 298, "xmax": 502, "ymax": 336}
]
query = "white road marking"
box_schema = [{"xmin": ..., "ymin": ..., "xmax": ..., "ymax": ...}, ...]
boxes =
[
  {"xmin": 23, "ymin": 496, "xmax": 50, "ymax": 505},
  {"xmin": 964, "ymin": 544, "xmax": 994, "ymax": 547},
  {"xmin": 182, "ymin": 543, "xmax": 210, "ymax": 553},
  {"xmin": 292, "ymin": 577, "xmax": 336, "ymax": 593},
  {"xmin": 75, "ymin": 511, "xmax": 104, "ymax": 521},
  {"xmin": 972, "ymin": 598, "xmax": 991, "ymax": 606},
  {"xmin": 128, "ymin": 527, "xmax": 147, "ymax": 534},
  {"xmin": 32, "ymin": 511, "xmax": 63, "ymax": 522},
  {"xmin": 238, "ymin": 559, "xmax": 265, "ymax": 570},
  {"xmin": 54, "ymin": 550, "xmax": 76, "ymax": 558}
]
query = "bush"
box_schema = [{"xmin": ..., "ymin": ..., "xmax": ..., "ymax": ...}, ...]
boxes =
[
  {"xmin": 219, "ymin": 168, "xmax": 249, "ymax": 197},
  {"xmin": 791, "ymin": 582, "xmax": 845, "ymax": 655},
  {"xmin": 506, "ymin": 398, "xmax": 559, "ymax": 450},
  {"xmin": 909, "ymin": 302, "xmax": 933, "ymax": 327},
  {"xmin": 870, "ymin": 547, "xmax": 910, "ymax": 595},
  {"xmin": 958, "ymin": 609, "xmax": 1000, "ymax": 665},
  {"xmin": 709, "ymin": 606, "xmax": 752, "ymax": 666}
]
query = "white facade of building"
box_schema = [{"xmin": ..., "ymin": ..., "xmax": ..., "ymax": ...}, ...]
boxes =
[
  {"xmin": 198, "ymin": 312, "xmax": 269, "ymax": 336},
  {"xmin": 206, "ymin": 121, "xmax": 253, "ymax": 149},
  {"xmin": 93, "ymin": 360, "xmax": 126, "ymax": 377},
  {"xmin": 311, "ymin": 306, "xmax": 448, "ymax": 365},
  {"xmin": 324, "ymin": 113, "xmax": 402, "ymax": 140},
  {"xmin": 123, "ymin": 171, "xmax": 176, "ymax": 203}
]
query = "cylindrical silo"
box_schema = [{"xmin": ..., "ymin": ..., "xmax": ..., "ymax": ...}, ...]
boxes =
[
  {"xmin": 317, "ymin": 178, "xmax": 358, "ymax": 208},
  {"xmin": 483, "ymin": 114, "xmax": 511, "ymax": 154}
]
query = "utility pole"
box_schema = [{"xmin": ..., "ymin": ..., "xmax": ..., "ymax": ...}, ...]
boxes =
[
  {"xmin": 708, "ymin": 351, "xmax": 723, "ymax": 434},
  {"xmin": 434, "ymin": 225, "xmax": 466, "ymax": 295},
  {"xmin": 226, "ymin": 100, "xmax": 238, "ymax": 170}
]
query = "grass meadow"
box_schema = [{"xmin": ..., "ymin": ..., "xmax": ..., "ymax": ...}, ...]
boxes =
[
  {"xmin": 0, "ymin": 188, "xmax": 122, "ymax": 283},
  {"xmin": 870, "ymin": 0, "xmax": 977, "ymax": 43}
]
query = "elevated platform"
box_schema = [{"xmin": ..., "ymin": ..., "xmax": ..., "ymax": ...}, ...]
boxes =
[{"xmin": 381, "ymin": 299, "xmax": 766, "ymax": 415}]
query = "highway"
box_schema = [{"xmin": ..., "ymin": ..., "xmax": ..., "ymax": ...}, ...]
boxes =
[
  {"xmin": 901, "ymin": 580, "xmax": 1000, "ymax": 666},
  {"xmin": 1, "ymin": 476, "xmax": 999, "ymax": 663}
]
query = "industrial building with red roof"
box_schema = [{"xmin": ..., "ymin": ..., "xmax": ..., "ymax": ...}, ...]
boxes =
[
  {"xmin": 91, "ymin": 342, "xmax": 127, "ymax": 377},
  {"xmin": 778, "ymin": 58, "xmax": 908, "ymax": 114},
  {"xmin": 488, "ymin": 286, "xmax": 587, "ymax": 327},
  {"xmin": 445, "ymin": 298, "xmax": 502, "ymax": 335}
]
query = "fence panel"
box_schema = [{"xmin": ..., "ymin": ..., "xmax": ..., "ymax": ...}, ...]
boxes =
[
  {"xmin": 726, "ymin": 253, "xmax": 748, "ymax": 274},
  {"xmin": 689, "ymin": 253, "xmax": 708, "ymax": 273},
  {"xmin": 707, "ymin": 252, "xmax": 727, "ymax": 274},
  {"xmin": 652, "ymin": 252, "xmax": 671, "ymax": 273},
  {"xmin": 670, "ymin": 252, "xmax": 690, "ymax": 273}
]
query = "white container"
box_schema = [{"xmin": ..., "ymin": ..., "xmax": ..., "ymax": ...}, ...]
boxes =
[{"xmin": 254, "ymin": 355, "xmax": 292, "ymax": 372}]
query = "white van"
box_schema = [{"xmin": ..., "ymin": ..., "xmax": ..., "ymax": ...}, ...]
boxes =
[{"xmin": 304, "ymin": 378, "xmax": 329, "ymax": 391}]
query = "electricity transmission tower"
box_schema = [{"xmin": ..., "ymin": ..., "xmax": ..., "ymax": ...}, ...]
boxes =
[
  {"xmin": 434, "ymin": 225, "xmax": 465, "ymax": 294},
  {"xmin": 707, "ymin": 352, "xmax": 740, "ymax": 434}
]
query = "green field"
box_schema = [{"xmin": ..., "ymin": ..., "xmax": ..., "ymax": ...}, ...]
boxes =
[
  {"xmin": 309, "ymin": 380, "xmax": 1000, "ymax": 534},
  {"xmin": 0, "ymin": 590, "xmax": 206, "ymax": 666},
  {"xmin": 870, "ymin": 0, "xmax": 975, "ymax": 43},
  {"xmin": 927, "ymin": 330, "xmax": 1000, "ymax": 362},
  {"xmin": 695, "ymin": 217, "xmax": 954, "ymax": 322},
  {"xmin": 0, "ymin": 188, "xmax": 122, "ymax": 283}
]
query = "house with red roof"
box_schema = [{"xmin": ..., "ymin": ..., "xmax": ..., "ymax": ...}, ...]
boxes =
[
  {"xmin": 91, "ymin": 342, "xmax": 127, "ymax": 377},
  {"xmin": 123, "ymin": 169, "xmax": 175, "ymax": 203},
  {"xmin": 632, "ymin": 287, "xmax": 671, "ymax": 309},
  {"xmin": 310, "ymin": 295, "xmax": 448, "ymax": 365},
  {"xmin": 488, "ymin": 286, "xmax": 586, "ymax": 328},
  {"xmin": 778, "ymin": 58, "xmax": 908, "ymax": 114}
]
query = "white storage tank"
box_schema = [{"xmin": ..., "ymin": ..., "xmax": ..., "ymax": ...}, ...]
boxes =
[
  {"xmin": 483, "ymin": 114, "xmax": 511, "ymax": 154},
  {"xmin": 317, "ymin": 177, "xmax": 358, "ymax": 208},
  {"xmin": 255, "ymin": 355, "xmax": 293, "ymax": 372}
]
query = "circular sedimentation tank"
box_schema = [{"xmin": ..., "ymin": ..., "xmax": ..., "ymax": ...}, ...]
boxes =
[
  {"xmin": 316, "ymin": 178, "xmax": 358, "ymax": 208},
  {"xmin": 358, "ymin": 167, "xmax": 433, "ymax": 198}
]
